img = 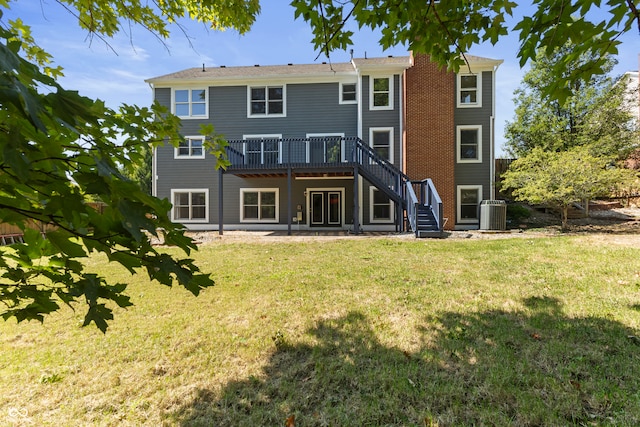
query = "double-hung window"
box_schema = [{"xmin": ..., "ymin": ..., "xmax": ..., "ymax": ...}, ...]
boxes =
[
  {"xmin": 370, "ymin": 76, "xmax": 393, "ymax": 110},
  {"xmin": 171, "ymin": 189, "xmax": 208, "ymax": 222},
  {"xmin": 456, "ymin": 125, "xmax": 482, "ymax": 163},
  {"xmin": 174, "ymin": 89, "xmax": 207, "ymax": 118},
  {"xmin": 340, "ymin": 82, "xmax": 357, "ymax": 104},
  {"xmin": 241, "ymin": 189, "xmax": 279, "ymax": 222},
  {"xmin": 457, "ymin": 74, "xmax": 482, "ymax": 108},
  {"xmin": 370, "ymin": 188, "xmax": 393, "ymax": 223},
  {"xmin": 175, "ymin": 136, "xmax": 205, "ymax": 159},
  {"xmin": 369, "ymin": 128, "xmax": 394, "ymax": 163},
  {"xmin": 457, "ymin": 185, "xmax": 482, "ymax": 224},
  {"xmin": 249, "ymin": 86, "xmax": 285, "ymax": 117}
]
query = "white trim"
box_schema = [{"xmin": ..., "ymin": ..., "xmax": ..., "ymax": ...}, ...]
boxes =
[
  {"xmin": 398, "ymin": 73, "xmax": 404, "ymax": 173},
  {"xmin": 369, "ymin": 187, "xmax": 394, "ymax": 224},
  {"xmin": 305, "ymin": 133, "xmax": 346, "ymax": 162},
  {"xmin": 172, "ymin": 87, "xmax": 209, "ymax": 119},
  {"xmin": 490, "ymin": 116, "xmax": 495, "ymax": 199},
  {"xmin": 456, "ymin": 125, "xmax": 483, "ymax": 164},
  {"xmin": 174, "ymin": 135, "xmax": 206, "ymax": 159},
  {"xmin": 247, "ymin": 85, "xmax": 287, "ymax": 118},
  {"xmin": 457, "ymin": 185, "xmax": 483, "ymax": 224},
  {"xmin": 240, "ymin": 188, "xmax": 280, "ymax": 223},
  {"xmin": 339, "ymin": 81, "xmax": 358, "ymax": 104},
  {"xmin": 170, "ymin": 189, "xmax": 209, "ymax": 223},
  {"xmin": 305, "ymin": 187, "xmax": 346, "ymax": 228},
  {"xmin": 457, "ymin": 73, "xmax": 482, "ymax": 108},
  {"xmin": 357, "ymin": 69, "xmax": 363, "ymax": 139},
  {"xmin": 369, "ymin": 127, "xmax": 394, "ymax": 164},
  {"xmin": 369, "ymin": 75, "xmax": 394, "ymax": 111},
  {"xmin": 152, "ymin": 146, "xmax": 157, "ymax": 197}
]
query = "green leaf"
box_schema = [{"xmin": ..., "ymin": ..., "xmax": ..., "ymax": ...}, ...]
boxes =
[{"xmin": 46, "ymin": 230, "xmax": 87, "ymax": 258}]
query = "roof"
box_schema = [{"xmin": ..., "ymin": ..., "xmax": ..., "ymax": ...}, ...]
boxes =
[
  {"xmin": 146, "ymin": 54, "xmax": 501, "ymax": 85},
  {"xmin": 147, "ymin": 61, "xmax": 357, "ymax": 84}
]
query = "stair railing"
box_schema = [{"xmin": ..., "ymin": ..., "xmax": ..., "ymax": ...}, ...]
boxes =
[
  {"xmin": 349, "ymin": 137, "xmax": 408, "ymax": 205},
  {"xmin": 224, "ymin": 137, "xmax": 442, "ymax": 234},
  {"xmin": 405, "ymin": 182, "xmax": 419, "ymax": 235},
  {"xmin": 414, "ymin": 179, "xmax": 444, "ymax": 233}
]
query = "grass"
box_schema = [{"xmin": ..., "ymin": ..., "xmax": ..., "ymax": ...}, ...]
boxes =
[{"xmin": 2, "ymin": 235, "xmax": 640, "ymax": 426}]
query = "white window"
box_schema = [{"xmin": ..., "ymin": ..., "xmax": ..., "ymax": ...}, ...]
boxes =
[
  {"xmin": 370, "ymin": 187, "xmax": 394, "ymax": 223},
  {"xmin": 369, "ymin": 76, "xmax": 393, "ymax": 110},
  {"xmin": 243, "ymin": 134, "xmax": 282, "ymax": 165},
  {"xmin": 241, "ymin": 188, "xmax": 279, "ymax": 223},
  {"xmin": 456, "ymin": 125, "xmax": 482, "ymax": 163},
  {"xmin": 340, "ymin": 82, "xmax": 357, "ymax": 104},
  {"xmin": 457, "ymin": 185, "xmax": 482, "ymax": 224},
  {"xmin": 369, "ymin": 127, "xmax": 394, "ymax": 163},
  {"xmin": 174, "ymin": 88, "xmax": 207, "ymax": 118},
  {"xmin": 171, "ymin": 189, "xmax": 208, "ymax": 222},
  {"xmin": 457, "ymin": 73, "xmax": 482, "ymax": 108},
  {"xmin": 175, "ymin": 136, "xmax": 205, "ymax": 159},
  {"xmin": 248, "ymin": 86, "xmax": 285, "ymax": 117},
  {"xmin": 306, "ymin": 133, "xmax": 346, "ymax": 163}
]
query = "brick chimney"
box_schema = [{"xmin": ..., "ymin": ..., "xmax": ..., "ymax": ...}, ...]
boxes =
[{"xmin": 403, "ymin": 53, "xmax": 456, "ymax": 230}]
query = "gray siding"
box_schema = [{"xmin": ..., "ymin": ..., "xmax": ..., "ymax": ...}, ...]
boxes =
[
  {"xmin": 454, "ymin": 70, "xmax": 494, "ymax": 200},
  {"xmin": 361, "ymin": 75, "xmax": 402, "ymax": 167},
  {"xmin": 211, "ymin": 83, "xmax": 358, "ymax": 139},
  {"xmin": 153, "ymin": 82, "xmax": 368, "ymax": 227},
  {"xmin": 154, "ymin": 87, "xmax": 171, "ymax": 109}
]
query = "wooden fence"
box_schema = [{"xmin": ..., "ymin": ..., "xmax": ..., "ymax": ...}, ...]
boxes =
[{"xmin": 0, "ymin": 202, "xmax": 106, "ymax": 243}]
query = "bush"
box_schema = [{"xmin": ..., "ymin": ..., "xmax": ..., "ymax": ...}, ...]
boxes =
[{"xmin": 507, "ymin": 203, "xmax": 531, "ymax": 223}]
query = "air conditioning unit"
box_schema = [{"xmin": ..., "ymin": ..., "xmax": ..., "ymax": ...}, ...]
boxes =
[{"xmin": 479, "ymin": 200, "xmax": 507, "ymax": 231}]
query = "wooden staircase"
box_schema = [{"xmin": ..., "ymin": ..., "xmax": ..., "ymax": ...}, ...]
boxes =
[
  {"xmin": 225, "ymin": 136, "xmax": 445, "ymax": 237},
  {"xmin": 416, "ymin": 205, "xmax": 441, "ymax": 237}
]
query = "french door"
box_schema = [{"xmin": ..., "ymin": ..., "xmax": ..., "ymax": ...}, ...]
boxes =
[{"xmin": 310, "ymin": 191, "xmax": 342, "ymax": 227}]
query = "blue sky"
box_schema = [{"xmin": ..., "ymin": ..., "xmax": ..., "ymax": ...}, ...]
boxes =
[{"xmin": 2, "ymin": 1, "xmax": 638, "ymax": 156}]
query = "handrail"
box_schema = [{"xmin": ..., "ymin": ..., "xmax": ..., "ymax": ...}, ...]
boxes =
[
  {"xmin": 225, "ymin": 144, "xmax": 245, "ymax": 166},
  {"xmin": 224, "ymin": 137, "xmax": 442, "ymax": 235},
  {"xmin": 412, "ymin": 178, "xmax": 444, "ymax": 233},
  {"xmin": 405, "ymin": 182, "xmax": 419, "ymax": 236}
]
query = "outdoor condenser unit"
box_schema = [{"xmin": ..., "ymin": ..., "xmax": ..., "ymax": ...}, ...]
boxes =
[{"xmin": 479, "ymin": 200, "xmax": 507, "ymax": 231}]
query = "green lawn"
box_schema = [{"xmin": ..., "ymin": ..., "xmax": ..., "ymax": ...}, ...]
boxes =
[{"xmin": 2, "ymin": 235, "xmax": 640, "ymax": 426}]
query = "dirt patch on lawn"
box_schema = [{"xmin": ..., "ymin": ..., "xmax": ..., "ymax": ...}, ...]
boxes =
[{"xmin": 182, "ymin": 206, "xmax": 640, "ymax": 247}]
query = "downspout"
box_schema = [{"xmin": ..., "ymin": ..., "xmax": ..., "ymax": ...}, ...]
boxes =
[
  {"xmin": 354, "ymin": 58, "xmax": 362, "ymax": 139},
  {"xmin": 148, "ymin": 82, "xmax": 158, "ymax": 198},
  {"xmin": 490, "ymin": 62, "xmax": 502, "ymax": 200},
  {"xmin": 398, "ymin": 72, "xmax": 404, "ymax": 174},
  {"xmin": 353, "ymin": 59, "xmax": 364, "ymax": 229}
]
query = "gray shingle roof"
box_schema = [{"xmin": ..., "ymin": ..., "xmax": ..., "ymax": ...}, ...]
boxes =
[
  {"xmin": 145, "ymin": 54, "xmax": 501, "ymax": 84},
  {"xmin": 146, "ymin": 61, "xmax": 357, "ymax": 84}
]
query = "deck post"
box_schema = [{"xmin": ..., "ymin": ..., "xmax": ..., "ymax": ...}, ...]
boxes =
[
  {"xmin": 218, "ymin": 168, "xmax": 224, "ymax": 236},
  {"xmin": 353, "ymin": 166, "xmax": 360, "ymax": 235},
  {"xmin": 287, "ymin": 167, "xmax": 292, "ymax": 236}
]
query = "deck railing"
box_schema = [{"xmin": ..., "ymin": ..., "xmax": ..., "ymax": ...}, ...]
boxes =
[
  {"xmin": 224, "ymin": 137, "xmax": 442, "ymax": 234},
  {"xmin": 226, "ymin": 137, "xmax": 359, "ymax": 168}
]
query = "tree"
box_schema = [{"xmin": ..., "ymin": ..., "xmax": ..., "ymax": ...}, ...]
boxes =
[
  {"xmin": 0, "ymin": 6, "xmax": 240, "ymax": 332},
  {"xmin": 504, "ymin": 44, "xmax": 639, "ymax": 159},
  {"xmin": 291, "ymin": 0, "xmax": 640, "ymax": 101},
  {"xmin": 1, "ymin": 0, "xmax": 638, "ymax": 330},
  {"xmin": 501, "ymin": 147, "xmax": 634, "ymax": 230},
  {"xmin": 120, "ymin": 143, "xmax": 153, "ymax": 195}
]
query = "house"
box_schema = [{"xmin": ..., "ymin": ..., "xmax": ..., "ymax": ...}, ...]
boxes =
[
  {"xmin": 622, "ymin": 67, "xmax": 639, "ymax": 119},
  {"xmin": 621, "ymin": 68, "xmax": 640, "ymax": 170},
  {"xmin": 145, "ymin": 53, "xmax": 502, "ymax": 236}
]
